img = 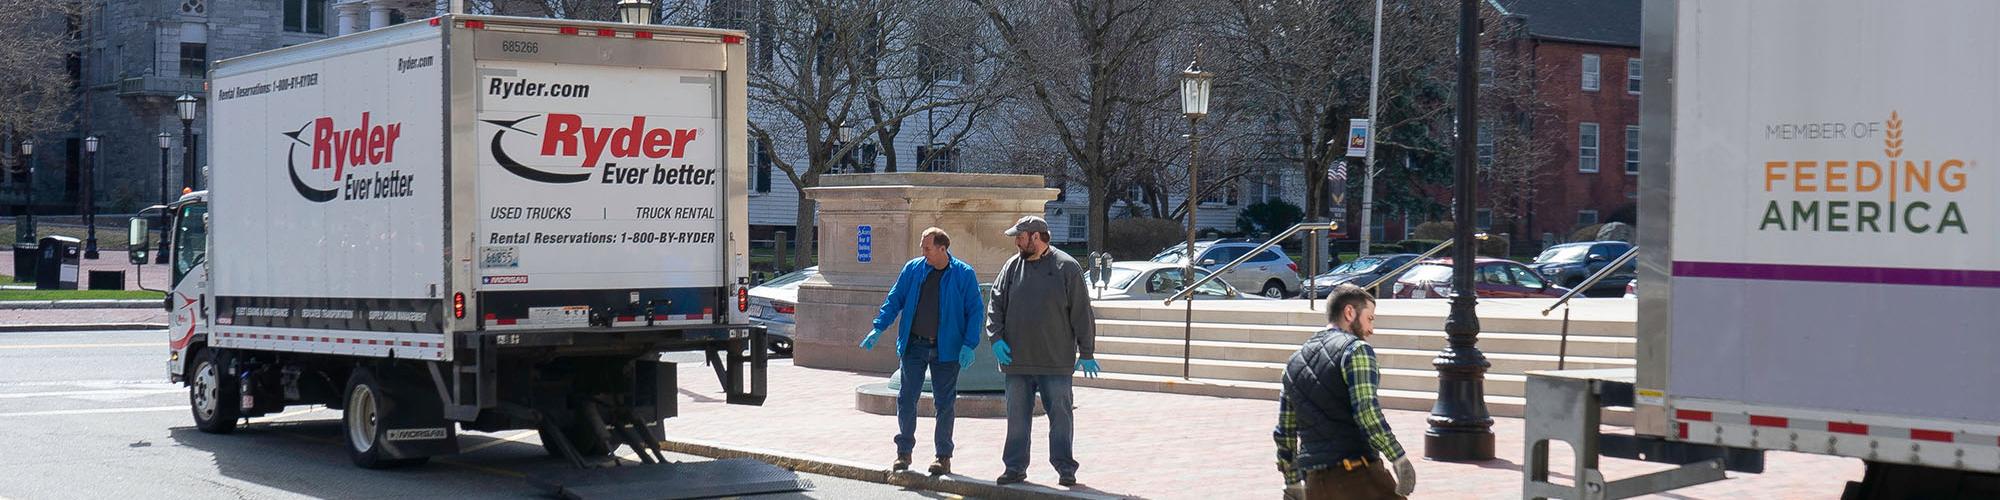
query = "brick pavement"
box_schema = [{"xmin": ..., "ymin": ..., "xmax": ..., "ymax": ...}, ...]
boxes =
[
  {"xmin": 661, "ymin": 358, "xmax": 1862, "ymax": 499},
  {"xmin": 0, "ymin": 307, "xmax": 167, "ymax": 327}
]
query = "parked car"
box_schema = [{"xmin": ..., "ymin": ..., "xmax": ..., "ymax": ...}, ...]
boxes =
[
  {"xmin": 1625, "ymin": 279, "xmax": 1637, "ymax": 298},
  {"xmin": 1390, "ymin": 258, "xmax": 1568, "ymax": 299},
  {"xmin": 1303, "ymin": 253, "xmax": 1421, "ymax": 298},
  {"xmin": 1084, "ymin": 261, "xmax": 1271, "ymax": 301},
  {"xmin": 1148, "ymin": 239, "xmax": 1302, "ymax": 298},
  {"xmin": 747, "ymin": 266, "xmax": 818, "ymax": 355},
  {"xmin": 1528, "ymin": 241, "xmax": 1637, "ymax": 297}
]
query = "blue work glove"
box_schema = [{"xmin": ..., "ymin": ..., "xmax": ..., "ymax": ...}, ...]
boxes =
[
  {"xmin": 859, "ymin": 329, "xmax": 882, "ymax": 350},
  {"xmin": 993, "ymin": 340, "xmax": 1012, "ymax": 365},
  {"xmin": 1076, "ymin": 359, "xmax": 1101, "ymax": 378},
  {"xmin": 959, "ymin": 346, "xmax": 976, "ymax": 368}
]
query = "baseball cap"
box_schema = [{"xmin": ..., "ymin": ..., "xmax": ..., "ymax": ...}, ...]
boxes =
[{"xmin": 1004, "ymin": 215, "xmax": 1050, "ymax": 236}]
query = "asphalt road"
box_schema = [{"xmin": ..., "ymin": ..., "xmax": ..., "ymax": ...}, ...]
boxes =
[{"xmin": 0, "ymin": 330, "xmax": 953, "ymax": 500}]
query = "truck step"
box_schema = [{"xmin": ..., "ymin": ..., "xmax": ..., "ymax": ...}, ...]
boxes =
[{"xmin": 527, "ymin": 458, "xmax": 809, "ymax": 499}]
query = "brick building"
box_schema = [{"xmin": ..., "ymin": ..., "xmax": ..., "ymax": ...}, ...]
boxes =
[{"xmin": 1492, "ymin": 0, "xmax": 1642, "ymax": 245}]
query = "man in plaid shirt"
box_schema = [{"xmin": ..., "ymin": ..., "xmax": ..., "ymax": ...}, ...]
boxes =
[{"xmin": 1274, "ymin": 284, "xmax": 1417, "ymax": 499}]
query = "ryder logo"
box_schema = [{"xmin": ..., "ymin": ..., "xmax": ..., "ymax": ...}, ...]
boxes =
[
  {"xmin": 281, "ymin": 112, "xmax": 416, "ymax": 203},
  {"xmin": 482, "ymin": 114, "xmax": 717, "ymax": 186}
]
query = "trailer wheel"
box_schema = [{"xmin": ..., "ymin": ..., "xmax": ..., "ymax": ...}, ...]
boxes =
[
  {"xmin": 342, "ymin": 367, "xmax": 428, "ymax": 469},
  {"xmin": 189, "ymin": 347, "xmax": 240, "ymax": 434}
]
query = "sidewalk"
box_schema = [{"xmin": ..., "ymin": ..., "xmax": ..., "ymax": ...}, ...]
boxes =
[
  {"xmin": 0, "ymin": 307, "xmax": 166, "ymax": 330},
  {"xmin": 661, "ymin": 359, "xmax": 1861, "ymax": 499},
  {"xmin": 0, "ymin": 250, "xmax": 171, "ymax": 291}
]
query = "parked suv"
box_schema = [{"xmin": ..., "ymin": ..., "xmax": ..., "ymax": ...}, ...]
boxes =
[
  {"xmin": 1149, "ymin": 239, "xmax": 1302, "ymax": 298},
  {"xmin": 1529, "ymin": 241, "xmax": 1636, "ymax": 297}
]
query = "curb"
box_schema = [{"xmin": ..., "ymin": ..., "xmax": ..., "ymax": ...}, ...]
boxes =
[
  {"xmin": 0, "ymin": 299, "xmax": 164, "ymax": 310},
  {"xmin": 0, "ymin": 323, "xmax": 166, "ymax": 332},
  {"xmin": 657, "ymin": 437, "xmax": 1129, "ymax": 500}
]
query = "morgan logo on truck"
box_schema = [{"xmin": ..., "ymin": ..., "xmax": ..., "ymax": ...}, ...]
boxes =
[
  {"xmin": 282, "ymin": 112, "xmax": 417, "ymax": 203},
  {"xmin": 481, "ymin": 113, "xmax": 717, "ymax": 186}
]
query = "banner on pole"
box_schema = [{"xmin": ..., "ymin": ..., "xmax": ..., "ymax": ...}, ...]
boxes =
[{"xmin": 1345, "ymin": 119, "xmax": 1370, "ymax": 158}]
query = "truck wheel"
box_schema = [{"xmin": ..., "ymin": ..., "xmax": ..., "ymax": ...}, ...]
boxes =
[
  {"xmin": 343, "ymin": 368, "xmax": 428, "ymax": 469},
  {"xmin": 189, "ymin": 347, "xmax": 240, "ymax": 434}
]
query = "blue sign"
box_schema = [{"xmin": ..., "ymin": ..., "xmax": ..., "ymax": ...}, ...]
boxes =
[{"xmin": 857, "ymin": 225, "xmax": 872, "ymax": 263}]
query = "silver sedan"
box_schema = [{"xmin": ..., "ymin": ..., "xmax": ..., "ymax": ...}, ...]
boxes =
[{"xmin": 1083, "ymin": 261, "xmax": 1272, "ymax": 301}]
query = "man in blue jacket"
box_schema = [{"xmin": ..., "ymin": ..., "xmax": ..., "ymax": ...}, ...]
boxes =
[{"xmin": 861, "ymin": 227, "xmax": 984, "ymax": 475}]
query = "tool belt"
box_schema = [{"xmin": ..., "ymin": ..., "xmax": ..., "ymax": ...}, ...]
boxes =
[{"xmin": 1338, "ymin": 456, "xmax": 1374, "ymax": 471}]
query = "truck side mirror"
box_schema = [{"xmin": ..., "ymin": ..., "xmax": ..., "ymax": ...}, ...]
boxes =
[{"xmin": 127, "ymin": 218, "xmax": 150, "ymax": 266}]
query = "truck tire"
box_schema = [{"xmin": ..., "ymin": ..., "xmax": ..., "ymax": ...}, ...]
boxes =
[
  {"xmin": 342, "ymin": 367, "xmax": 429, "ymax": 469},
  {"xmin": 189, "ymin": 347, "xmax": 240, "ymax": 434}
]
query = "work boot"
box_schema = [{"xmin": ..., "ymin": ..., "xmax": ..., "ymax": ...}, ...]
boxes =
[
  {"xmin": 892, "ymin": 453, "xmax": 912, "ymax": 471},
  {"xmin": 996, "ymin": 470, "xmax": 1027, "ymax": 485},
  {"xmin": 1059, "ymin": 473, "xmax": 1078, "ymax": 486},
  {"xmin": 928, "ymin": 457, "xmax": 951, "ymax": 475}
]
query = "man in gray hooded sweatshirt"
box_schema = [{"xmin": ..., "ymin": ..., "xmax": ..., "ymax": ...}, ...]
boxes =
[{"xmin": 987, "ymin": 215, "xmax": 1099, "ymax": 487}]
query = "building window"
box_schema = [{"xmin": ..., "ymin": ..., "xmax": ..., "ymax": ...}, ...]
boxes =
[
  {"xmin": 917, "ymin": 23, "xmax": 974, "ymax": 84},
  {"xmin": 284, "ymin": 0, "xmax": 327, "ymax": 33},
  {"xmin": 1258, "ymin": 172, "xmax": 1282, "ymax": 203},
  {"xmin": 1578, "ymin": 123, "xmax": 1600, "ymax": 173},
  {"xmin": 1581, "ymin": 54, "xmax": 1600, "ymax": 91},
  {"xmin": 1479, "ymin": 49, "xmax": 1495, "ymax": 84},
  {"xmin": 1625, "ymin": 125, "xmax": 1641, "ymax": 175},
  {"xmin": 1477, "ymin": 122, "xmax": 1495, "ymax": 168},
  {"xmin": 1068, "ymin": 213, "xmax": 1087, "ymax": 241},
  {"xmin": 1627, "ymin": 58, "xmax": 1642, "ymax": 94},
  {"xmin": 1126, "ymin": 184, "xmax": 1144, "ymax": 203},
  {"xmin": 180, "ymin": 43, "xmax": 207, "ymax": 78},
  {"xmin": 1578, "ymin": 210, "xmax": 1600, "ymax": 227},
  {"xmin": 916, "ymin": 145, "xmax": 959, "ymax": 172},
  {"xmin": 751, "ymin": 139, "xmax": 772, "ymax": 193},
  {"xmin": 1475, "ymin": 208, "xmax": 1493, "ymax": 230}
]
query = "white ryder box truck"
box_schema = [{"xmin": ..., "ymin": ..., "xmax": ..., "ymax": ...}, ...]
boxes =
[
  {"xmin": 130, "ymin": 14, "xmax": 766, "ymax": 469},
  {"xmin": 1523, "ymin": 1, "xmax": 2000, "ymax": 498}
]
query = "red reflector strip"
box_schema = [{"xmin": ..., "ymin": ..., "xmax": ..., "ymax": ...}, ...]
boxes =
[
  {"xmin": 1828, "ymin": 422, "xmax": 1869, "ymax": 435},
  {"xmin": 1677, "ymin": 422, "xmax": 1689, "ymax": 439},
  {"xmin": 654, "ymin": 314, "xmax": 671, "ymax": 321},
  {"xmin": 560, "ymin": 26, "xmax": 579, "ymax": 35},
  {"xmin": 616, "ymin": 316, "xmax": 636, "ymax": 322},
  {"xmin": 1676, "ymin": 410, "xmax": 1713, "ymax": 422},
  {"xmin": 723, "ymin": 35, "xmax": 743, "ymax": 44},
  {"xmin": 465, "ymin": 20, "xmax": 486, "ymax": 29},
  {"xmin": 597, "ymin": 29, "xmax": 615, "ymax": 37},
  {"xmin": 684, "ymin": 313, "xmax": 703, "ymax": 320},
  {"xmin": 1748, "ymin": 415, "xmax": 1788, "ymax": 428},
  {"xmin": 428, "ymin": 18, "xmax": 440, "ymax": 26},
  {"xmin": 1911, "ymin": 430, "xmax": 1955, "ymax": 443},
  {"xmin": 496, "ymin": 319, "xmax": 516, "ymax": 325},
  {"xmin": 635, "ymin": 32, "xmax": 653, "ymax": 39}
]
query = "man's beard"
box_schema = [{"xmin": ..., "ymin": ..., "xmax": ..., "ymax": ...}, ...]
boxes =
[{"xmin": 1017, "ymin": 243, "xmax": 1034, "ymax": 258}]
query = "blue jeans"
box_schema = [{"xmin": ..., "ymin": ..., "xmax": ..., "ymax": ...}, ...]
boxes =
[
  {"xmin": 1003, "ymin": 374, "xmax": 1077, "ymax": 476},
  {"xmin": 895, "ymin": 340, "xmax": 961, "ymax": 458}
]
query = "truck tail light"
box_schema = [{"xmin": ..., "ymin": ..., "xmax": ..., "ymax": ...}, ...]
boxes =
[
  {"xmin": 453, "ymin": 293, "xmax": 466, "ymax": 319},
  {"xmin": 737, "ymin": 287, "xmax": 748, "ymax": 312}
]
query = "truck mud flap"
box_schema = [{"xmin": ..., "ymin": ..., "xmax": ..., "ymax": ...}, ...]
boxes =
[
  {"xmin": 703, "ymin": 326, "xmax": 767, "ymax": 406},
  {"xmin": 527, "ymin": 458, "xmax": 809, "ymax": 500}
]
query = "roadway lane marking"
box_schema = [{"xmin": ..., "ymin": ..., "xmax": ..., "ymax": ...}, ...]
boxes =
[
  {"xmin": 0, "ymin": 405, "xmax": 185, "ymax": 418},
  {"xmin": 0, "ymin": 342, "xmax": 156, "ymax": 350},
  {"xmin": 0, "ymin": 388, "xmax": 182, "ymax": 399}
]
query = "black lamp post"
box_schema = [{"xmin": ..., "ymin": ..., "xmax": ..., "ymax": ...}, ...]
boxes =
[
  {"xmin": 83, "ymin": 135, "xmax": 99, "ymax": 259},
  {"xmin": 1424, "ymin": 0, "xmax": 1496, "ymax": 461},
  {"xmin": 1177, "ymin": 56, "xmax": 1212, "ymax": 380},
  {"xmin": 616, "ymin": 0, "xmax": 655, "ymax": 24},
  {"xmin": 177, "ymin": 94, "xmax": 199, "ymax": 192},
  {"xmin": 16, "ymin": 139, "xmax": 32, "ymax": 244},
  {"xmin": 155, "ymin": 132, "xmax": 170, "ymax": 263}
]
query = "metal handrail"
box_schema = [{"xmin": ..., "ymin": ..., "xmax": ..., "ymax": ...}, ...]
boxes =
[
  {"xmin": 1163, "ymin": 221, "xmax": 1339, "ymax": 305},
  {"xmin": 1541, "ymin": 245, "xmax": 1640, "ymax": 316}
]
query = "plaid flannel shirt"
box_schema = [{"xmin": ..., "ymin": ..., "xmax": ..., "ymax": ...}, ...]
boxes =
[{"xmin": 1273, "ymin": 332, "xmax": 1407, "ymax": 484}]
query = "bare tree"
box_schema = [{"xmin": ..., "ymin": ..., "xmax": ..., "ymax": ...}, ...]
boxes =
[{"xmin": 0, "ymin": 0, "xmax": 83, "ymax": 174}]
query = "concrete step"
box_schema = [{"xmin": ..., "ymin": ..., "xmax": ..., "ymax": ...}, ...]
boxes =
[
  {"xmin": 1094, "ymin": 348, "xmax": 1629, "ymax": 387},
  {"xmin": 1094, "ymin": 320, "xmax": 1635, "ymax": 359},
  {"xmin": 1073, "ymin": 372, "xmax": 1630, "ymax": 425},
  {"xmin": 1095, "ymin": 336, "xmax": 1300, "ymax": 364},
  {"xmin": 1092, "ymin": 351, "xmax": 1531, "ymax": 397},
  {"xmin": 1374, "ymin": 347, "xmax": 1633, "ymax": 374},
  {"xmin": 1091, "ymin": 300, "xmax": 1635, "ymax": 337}
]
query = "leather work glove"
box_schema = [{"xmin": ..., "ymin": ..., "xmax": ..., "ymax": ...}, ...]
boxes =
[
  {"xmin": 859, "ymin": 329, "xmax": 882, "ymax": 350},
  {"xmin": 1076, "ymin": 359, "xmax": 1101, "ymax": 378},
  {"xmin": 1392, "ymin": 457, "xmax": 1417, "ymax": 496},
  {"xmin": 959, "ymin": 346, "xmax": 976, "ymax": 368},
  {"xmin": 993, "ymin": 340, "xmax": 1012, "ymax": 365}
]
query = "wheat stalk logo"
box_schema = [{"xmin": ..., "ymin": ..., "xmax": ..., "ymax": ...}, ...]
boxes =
[{"xmin": 1884, "ymin": 111, "xmax": 1903, "ymax": 158}]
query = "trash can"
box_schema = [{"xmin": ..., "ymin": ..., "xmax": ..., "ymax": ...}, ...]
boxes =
[
  {"xmin": 87, "ymin": 270, "xmax": 125, "ymax": 290},
  {"xmin": 10, "ymin": 243, "xmax": 35, "ymax": 283},
  {"xmin": 35, "ymin": 236, "xmax": 80, "ymax": 290}
]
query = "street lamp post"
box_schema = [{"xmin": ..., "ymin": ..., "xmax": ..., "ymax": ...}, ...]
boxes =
[
  {"xmin": 615, "ymin": 0, "xmax": 655, "ymax": 24},
  {"xmin": 1425, "ymin": 0, "xmax": 1496, "ymax": 461},
  {"xmin": 177, "ymin": 94, "xmax": 200, "ymax": 192},
  {"xmin": 155, "ymin": 132, "xmax": 170, "ymax": 263},
  {"xmin": 83, "ymin": 135, "xmax": 99, "ymax": 259},
  {"xmin": 16, "ymin": 140, "xmax": 32, "ymax": 244},
  {"xmin": 1177, "ymin": 57, "xmax": 1213, "ymax": 380}
]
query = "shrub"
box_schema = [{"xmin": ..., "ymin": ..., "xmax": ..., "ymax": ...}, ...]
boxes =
[
  {"xmin": 1411, "ymin": 221, "xmax": 1455, "ymax": 240},
  {"xmin": 1570, "ymin": 223, "xmax": 1605, "ymax": 243},
  {"xmin": 1105, "ymin": 217, "xmax": 1188, "ymax": 261},
  {"xmin": 1234, "ymin": 199, "xmax": 1306, "ymax": 237}
]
